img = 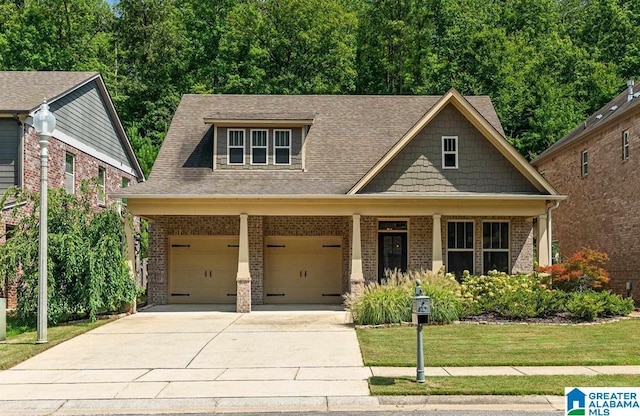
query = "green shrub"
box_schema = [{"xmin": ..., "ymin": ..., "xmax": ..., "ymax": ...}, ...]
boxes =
[
  {"xmin": 566, "ymin": 291, "xmax": 606, "ymax": 321},
  {"xmin": 599, "ymin": 291, "xmax": 635, "ymax": 316}
]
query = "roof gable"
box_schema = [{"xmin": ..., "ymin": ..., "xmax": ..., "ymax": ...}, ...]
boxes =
[
  {"xmin": 360, "ymin": 103, "xmax": 540, "ymax": 194},
  {"xmin": 349, "ymin": 89, "xmax": 557, "ymax": 195},
  {"xmin": 0, "ymin": 71, "xmax": 144, "ymax": 180}
]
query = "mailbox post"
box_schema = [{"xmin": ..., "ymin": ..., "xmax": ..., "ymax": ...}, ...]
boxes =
[{"xmin": 412, "ymin": 279, "xmax": 431, "ymax": 383}]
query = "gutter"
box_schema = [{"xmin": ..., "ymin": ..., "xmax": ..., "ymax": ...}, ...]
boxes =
[{"xmin": 110, "ymin": 192, "xmax": 567, "ymax": 201}]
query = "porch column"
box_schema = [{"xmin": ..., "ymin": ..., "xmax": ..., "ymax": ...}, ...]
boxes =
[
  {"xmin": 432, "ymin": 214, "xmax": 443, "ymax": 272},
  {"xmin": 538, "ymin": 214, "xmax": 550, "ymax": 267},
  {"xmin": 236, "ymin": 213, "xmax": 251, "ymax": 313},
  {"xmin": 123, "ymin": 212, "xmax": 137, "ymax": 313},
  {"xmin": 349, "ymin": 214, "xmax": 365, "ymax": 297}
]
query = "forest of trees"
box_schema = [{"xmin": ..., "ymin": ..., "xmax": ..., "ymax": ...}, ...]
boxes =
[{"xmin": 1, "ymin": 0, "xmax": 638, "ymax": 175}]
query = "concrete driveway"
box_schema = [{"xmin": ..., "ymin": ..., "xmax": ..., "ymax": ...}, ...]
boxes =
[{"xmin": 0, "ymin": 305, "xmax": 370, "ymax": 402}]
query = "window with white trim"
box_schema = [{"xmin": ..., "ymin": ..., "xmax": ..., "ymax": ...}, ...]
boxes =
[
  {"xmin": 251, "ymin": 129, "xmax": 268, "ymax": 165},
  {"xmin": 442, "ymin": 136, "xmax": 458, "ymax": 169},
  {"xmin": 274, "ymin": 129, "xmax": 291, "ymax": 165},
  {"xmin": 447, "ymin": 221, "xmax": 474, "ymax": 280},
  {"xmin": 581, "ymin": 150, "xmax": 588, "ymax": 176},
  {"xmin": 228, "ymin": 129, "xmax": 245, "ymax": 165},
  {"xmin": 623, "ymin": 130, "xmax": 629, "ymax": 161},
  {"xmin": 482, "ymin": 221, "xmax": 509, "ymax": 273},
  {"xmin": 65, "ymin": 152, "xmax": 75, "ymax": 194},
  {"xmin": 97, "ymin": 167, "xmax": 106, "ymax": 205}
]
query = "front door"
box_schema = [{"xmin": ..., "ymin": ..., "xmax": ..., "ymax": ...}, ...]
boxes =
[{"xmin": 378, "ymin": 233, "xmax": 407, "ymax": 282}]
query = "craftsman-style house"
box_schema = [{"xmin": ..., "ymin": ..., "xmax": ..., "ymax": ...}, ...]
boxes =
[{"xmin": 117, "ymin": 89, "xmax": 563, "ymax": 312}]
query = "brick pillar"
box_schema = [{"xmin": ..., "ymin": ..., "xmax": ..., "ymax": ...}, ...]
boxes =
[
  {"xmin": 148, "ymin": 222, "xmax": 168, "ymax": 305},
  {"xmin": 236, "ymin": 214, "xmax": 251, "ymax": 313}
]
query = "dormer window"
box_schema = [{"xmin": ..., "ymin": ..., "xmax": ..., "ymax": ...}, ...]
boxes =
[
  {"xmin": 251, "ymin": 129, "xmax": 268, "ymax": 165},
  {"xmin": 274, "ymin": 129, "xmax": 291, "ymax": 165},
  {"xmin": 442, "ymin": 136, "xmax": 458, "ymax": 169},
  {"xmin": 228, "ymin": 129, "xmax": 245, "ymax": 165}
]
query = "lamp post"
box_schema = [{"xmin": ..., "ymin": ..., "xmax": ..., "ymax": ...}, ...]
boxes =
[{"xmin": 33, "ymin": 100, "xmax": 56, "ymax": 344}]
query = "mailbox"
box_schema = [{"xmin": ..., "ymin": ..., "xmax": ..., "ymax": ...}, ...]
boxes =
[{"xmin": 412, "ymin": 295, "xmax": 431, "ymax": 325}]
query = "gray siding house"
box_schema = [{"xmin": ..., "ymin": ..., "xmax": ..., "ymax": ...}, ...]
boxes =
[{"xmin": 0, "ymin": 71, "xmax": 145, "ymax": 304}]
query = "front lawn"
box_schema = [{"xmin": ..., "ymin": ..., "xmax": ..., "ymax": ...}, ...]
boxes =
[
  {"xmin": 370, "ymin": 375, "xmax": 640, "ymax": 396},
  {"xmin": 357, "ymin": 318, "xmax": 640, "ymax": 367},
  {"xmin": 1, "ymin": 315, "xmax": 114, "ymax": 370}
]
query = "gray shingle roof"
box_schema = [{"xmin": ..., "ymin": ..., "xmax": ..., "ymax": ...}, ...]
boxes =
[
  {"xmin": 0, "ymin": 71, "xmax": 98, "ymax": 112},
  {"xmin": 533, "ymin": 81, "xmax": 640, "ymax": 164},
  {"xmin": 124, "ymin": 94, "xmax": 506, "ymax": 196}
]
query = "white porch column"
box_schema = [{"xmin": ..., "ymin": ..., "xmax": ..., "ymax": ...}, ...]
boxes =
[
  {"xmin": 432, "ymin": 214, "xmax": 443, "ymax": 272},
  {"xmin": 538, "ymin": 213, "xmax": 550, "ymax": 267},
  {"xmin": 350, "ymin": 214, "xmax": 365, "ymax": 296},
  {"xmin": 236, "ymin": 213, "xmax": 251, "ymax": 313}
]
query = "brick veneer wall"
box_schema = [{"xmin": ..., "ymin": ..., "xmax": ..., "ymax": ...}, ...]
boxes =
[
  {"xmin": 147, "ymin": 214, "xmax": 535, "ymax": 307},
  {"xmin": 1, "ymin": 126, "xmax": 138, "ymax": 306},
  {"xmin": 536, "ymin": 107, "xmax": 640, "ymax": 299}
]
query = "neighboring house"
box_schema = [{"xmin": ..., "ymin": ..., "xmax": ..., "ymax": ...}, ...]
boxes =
[
  {"xmin": 0, "ymin": 71, "xmax": 145, "ymax": 304},
  {"xmin": 533, "ymin": 81, "xmax": 640, "ymax": 300},
  {"xmin": 116, "ymin": 89, "xmax": 563, "ymax": 312}
]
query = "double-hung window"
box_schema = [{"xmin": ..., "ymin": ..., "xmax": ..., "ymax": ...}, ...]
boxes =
[
  {"xmin": 581, "ymin": 150, "xmax": 589, "ymax": 176},
  {"xmin": 228, "ymin": 129, "xmax": 245, "ymax": 165},
  {"xmin": 97, "ymin": 167, "xmax": 106, "ymax": 205},
  {"xmin": 251, "ymin": 129, "xmax": 268, "ymax": 165},
  {"xmin": 482, "ymin": 221, "xmax": 509, "ymax": 273},
  {"xmin": 274, "ymin": 129, "xmax": 291, "ymax": 165},
  {"xmin": 442, "ymin": 136, "xmax": 458, "ymax": 169},
  {"xmin": 623, "ymin": 130, "xmax": 630, "ymax": 161},
  {"xmin": 447, "ymin": 221, "xmax": 474, "ymax": 280},
  {"xmin": 65, "ymin": 152, "xmax": 75, "ymax": 194}
]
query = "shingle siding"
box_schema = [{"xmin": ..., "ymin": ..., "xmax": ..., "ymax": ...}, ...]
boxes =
[{"xmin": 362, "ymin": 104, "xmax": 539, "ymax": 194}]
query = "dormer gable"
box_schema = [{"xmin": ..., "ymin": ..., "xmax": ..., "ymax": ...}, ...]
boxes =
[{"xmin": 204, "ymin": 112, "xmax": 314, "ymax": 171}]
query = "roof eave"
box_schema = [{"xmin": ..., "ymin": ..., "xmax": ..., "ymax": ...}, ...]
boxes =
[{"xmin": 111, "ymin": 192, "xmax": 566, "ymax": 201}]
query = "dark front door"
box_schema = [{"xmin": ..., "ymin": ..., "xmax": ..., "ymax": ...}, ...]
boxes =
[{"xmin": 378, "ymin": 233, "xmax": 408, "ymax": 283}]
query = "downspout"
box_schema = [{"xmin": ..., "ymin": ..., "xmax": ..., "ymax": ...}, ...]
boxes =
[{"xmin": 547, "ymin": 200, "xmax": 561, "ymax": 264}]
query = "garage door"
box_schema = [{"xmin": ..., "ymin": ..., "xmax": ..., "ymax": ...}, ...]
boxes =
[
  {"xmin": 264, "ymin": 236, "xmax": 343, "ymax": 304},
  {"xmin": 169, "ymin": 236, "xmax": 238, "ymax": 304}
]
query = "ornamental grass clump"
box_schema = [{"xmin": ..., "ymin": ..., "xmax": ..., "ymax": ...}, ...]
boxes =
[{"xmin": 345, "ymin": 268, "xmax": 463, "ymax": 325}]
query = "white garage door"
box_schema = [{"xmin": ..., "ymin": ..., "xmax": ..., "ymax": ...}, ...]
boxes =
[
  {"xmin": 264, "ymin": 236, "xmax": 343, "ymax": 304},
  {"xmin": 169, "ymin": 236, "xmax": 238, "ymax": 304}
]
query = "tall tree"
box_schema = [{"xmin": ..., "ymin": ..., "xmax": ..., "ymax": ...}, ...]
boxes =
[{"xmin": 216, "ymin": 0, "xmax": 358, "ymax": 94}]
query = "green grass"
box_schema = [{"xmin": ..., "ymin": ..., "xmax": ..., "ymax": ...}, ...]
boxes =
[
  {"xmin": 370, "ymin": 375, "xmax": 640, "ymax": 396},
  {"xmin": 357, "ymin": 319, "xmax": 640, "ymax": 366},
  {"xmin": 1, "ymin": 316, "xmax": 114, "ymax": 370}
]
